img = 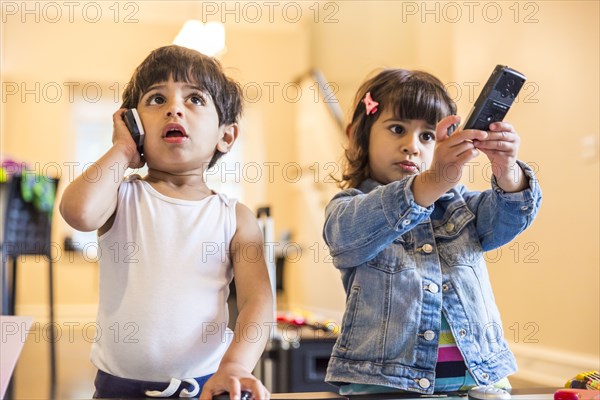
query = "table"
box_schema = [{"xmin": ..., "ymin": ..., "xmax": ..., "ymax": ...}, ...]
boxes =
[
  {"xmin": 341, "ymin": 387, "xmax": 557, "ymax": 399},
  {"xmin": 1, "ymin": 315, "xmax": 33, "ymax": 398},
  {"xmin": 96, "ymin": 387, "xmax": 559, "ymax": 399},
  {"xmin": 269, "ymin": 388, "xmax": 557, "ymax": 399}
]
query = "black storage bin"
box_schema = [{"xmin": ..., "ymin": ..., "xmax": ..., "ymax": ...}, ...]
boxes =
[{"xmin": 256, "ymin": 324, "xmax": 337, "ymax": 393}]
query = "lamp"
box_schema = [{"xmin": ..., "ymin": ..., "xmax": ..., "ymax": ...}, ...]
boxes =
[{"xmin": 173, "ymin": 20, "xmax": 226, "ymax": 57}]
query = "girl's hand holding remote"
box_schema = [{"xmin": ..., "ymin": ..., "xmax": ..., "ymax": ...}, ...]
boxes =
[
  {"xmin": 473, "ymin": 121, "xmax": 528, "ymax": 193},
  {"xmin": 414, "ymin": 115, "xmax": 487, "ymax": 207}
]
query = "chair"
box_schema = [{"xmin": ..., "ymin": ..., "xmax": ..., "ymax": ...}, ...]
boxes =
[{"xmin": 1, "ymin": 174, "xmax": 58, "ymax": 399}]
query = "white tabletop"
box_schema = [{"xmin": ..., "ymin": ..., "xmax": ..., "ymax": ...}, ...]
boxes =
[{"xmin": 1, "ymin": 315, "xmax": 33, "ymax": 398}]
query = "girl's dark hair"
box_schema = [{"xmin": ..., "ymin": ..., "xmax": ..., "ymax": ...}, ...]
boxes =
[
  {"xmin": 341, "ymin": 69, "xmax": 457, "ymax": 188},
  {"xmin": 121, "ymin": 45, "xmax": 243, "ymax": 168}
]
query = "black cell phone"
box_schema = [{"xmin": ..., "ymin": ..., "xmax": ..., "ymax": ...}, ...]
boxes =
[
  {"xmin": 123, "ymin": 108, "xmax": 145, "ymax": 155},
  {"xmin": 449, "ymin": 65, "xmax": 526, "ymax": 135}
]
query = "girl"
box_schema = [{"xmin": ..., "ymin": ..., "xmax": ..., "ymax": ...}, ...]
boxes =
[{"xmin": 323, "ymin": 69, "xmax": 542, "ymax": 395}]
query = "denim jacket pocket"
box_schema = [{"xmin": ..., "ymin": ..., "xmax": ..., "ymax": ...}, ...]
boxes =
[
  {"xmin": 337, "ymin": 285, "xmax": 361, "ymax": 351},
  {"xmin": 434, "ymin": 206, "xmax": 481, "ymax": 267},
  {"xmin": 367, "ymin": 231, "xmax": 416, "ymax": 273}
]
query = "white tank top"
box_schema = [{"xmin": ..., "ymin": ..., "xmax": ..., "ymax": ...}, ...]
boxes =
[{"xmin": 91, "ymin": 176, "xmax": 237, "ymax": 381}]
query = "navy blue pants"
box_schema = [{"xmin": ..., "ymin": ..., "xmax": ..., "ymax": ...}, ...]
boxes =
[{"xmin": 93, "ymin": 369, "xmax": 213, "ymax": 398}]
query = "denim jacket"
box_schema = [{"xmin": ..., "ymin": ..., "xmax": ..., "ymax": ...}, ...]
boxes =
[{"xmin": 323, "ymin": 161, "xmax": 542, "ymax": 394}]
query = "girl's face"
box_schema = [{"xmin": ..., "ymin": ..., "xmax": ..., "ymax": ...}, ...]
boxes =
[{"xmin": 368, "ymin": 108, "xmax": 436, "ymax": 184}]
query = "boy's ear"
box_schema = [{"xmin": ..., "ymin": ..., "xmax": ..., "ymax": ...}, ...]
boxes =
[{"xmin": 216, "ymin": 123, "xmax": 238, "ymax": 154}]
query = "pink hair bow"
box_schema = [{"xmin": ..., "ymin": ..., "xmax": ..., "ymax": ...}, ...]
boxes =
[{"xmin": 363, "ymin": 92, "xmax": 379, "ymax": 115}]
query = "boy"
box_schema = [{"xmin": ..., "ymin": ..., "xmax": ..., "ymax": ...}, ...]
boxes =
[{"xmin": 60, "ymin": 45, "xmax": 273, "ymax": 399}]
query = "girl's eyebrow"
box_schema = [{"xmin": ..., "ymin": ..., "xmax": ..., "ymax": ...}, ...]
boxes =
[{"xmin": 382, "ymin": 117, "xmax": 435, "ymax": 130}]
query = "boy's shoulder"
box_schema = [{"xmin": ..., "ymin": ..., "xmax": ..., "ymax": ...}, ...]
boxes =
[
  {"xmin": 230, "ymin": 201, "xmax": 266, "ymax": 240},
  {"xmin": 113, "ymin": 174, "xmax": 143, "ymax": 197},
  {"xmin": 233, "ymin": 200, "xmax": 255, "ymax": 222},
  {"xmin": 118, "ymin": 173, "xmax": 144, "ymax": 189},
  {"xmin": 215, "ymin": 191, "xmax": 238, "ymax": 209}
]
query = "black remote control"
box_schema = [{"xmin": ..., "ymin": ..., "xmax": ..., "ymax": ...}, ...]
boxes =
[{"xmin": 449, "ymin": 65, "xmax": 526, "ymax": 135}]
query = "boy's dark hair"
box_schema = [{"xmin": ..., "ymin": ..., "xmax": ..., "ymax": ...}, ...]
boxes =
[
  {"xmin": 121, "ymin": 45, "xmax": 243, "ymax": 168},
  {"xmin": 342, "ymin": 69, "xmax": 457, "ymax": 188}
]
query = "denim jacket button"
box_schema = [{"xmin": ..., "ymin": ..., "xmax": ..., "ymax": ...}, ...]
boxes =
[
  {"xmin": 481, "ymin": 373, "xmax": 490, "ymax": 380},
  {"xmin": 422, "ymin": 244, "xmax": 433, "ymax": 253},
  {"xmin": 442, "ymin": 283, "xmax": 449, "ymax": 292},
  {"xmin": 459, "ymin": 329, "xmax": 467, "ymax": 337},
  {"xmin": 424, "ymin": 330, "xmax": 435, "ymax": 341},
  {"xmin": 402, "ymin": 219, "xmax": 411, "ymax": 226},
  {"xmin": 418, "ymin": 378, "xmax": 431, "ymax": 389},
  {"xmin": 445, "ymin": 222, "xmax": 455, "ymax": 232},
  {"xmin": 520, "ymin": 206, "xmax": 529, "ymax": 211},
  {"xmin": 428, "ymin": 283, "xmax": 439, "ymax": 293}
]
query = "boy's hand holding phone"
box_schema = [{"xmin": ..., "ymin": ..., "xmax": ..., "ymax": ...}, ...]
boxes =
[{"xmin": 113, "ymin": 108, "xmax": 145, "ymax": 169}]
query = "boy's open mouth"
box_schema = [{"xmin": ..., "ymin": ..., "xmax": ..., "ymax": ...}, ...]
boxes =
[
  {"xmin": 165, "ymin": 130, "xmax": 185, "ymax": 138},
  {"xmin": 162, "ymin": 123, "xmax": 188, "ymax": 143}
]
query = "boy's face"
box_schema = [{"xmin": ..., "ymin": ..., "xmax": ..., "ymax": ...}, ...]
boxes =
[
  {"xmin": 136, "ymin": 77, "xmax": 235, "ymax": 173},
  {"xmin": 368, "ymin": 108, "xmax": 436, "ymax": 184}
]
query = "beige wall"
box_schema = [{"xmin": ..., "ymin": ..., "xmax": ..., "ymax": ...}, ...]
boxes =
[
  {"xmin": 2, "ymin": 0, "xmax": 598, "ymax": 378},
  {"xmin": 292, "ymin": 1, "xmax": 599, "ymax": 361}
]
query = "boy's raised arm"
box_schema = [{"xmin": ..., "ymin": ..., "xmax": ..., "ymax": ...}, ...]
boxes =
[{"xmin": 60, "ymin": 109, "xmax": 142, "ymax": 232}]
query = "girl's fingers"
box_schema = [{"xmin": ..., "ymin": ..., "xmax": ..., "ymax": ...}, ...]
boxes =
[
  {"xmin": 473, "ymin": 139, "xmax": 515, "ymax": 151},
  {"xmin": 436, "ymin": 115, "xmax": 461, "ymax": 141},
  {"xmin": 450, "ymin": 141, "xmax": 479, "ymax": 156},
  {"xmin": 481, "ymin": 130, "xmax": 518, "ymax": 142},
  {"xmin": 447, "ymin": 128, "xmax": 488, "ymax": 146},
  {"xmin": 489, "ymin": 121, "xmax": 515, "ymax": 132}
]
